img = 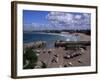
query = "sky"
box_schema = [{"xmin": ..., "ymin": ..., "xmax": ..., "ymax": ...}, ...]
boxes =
[{"xmin": 23, "ymin": 10, "xmax": 91, "ymax": 31}]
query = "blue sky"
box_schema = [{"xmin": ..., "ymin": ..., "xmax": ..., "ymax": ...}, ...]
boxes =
[
  {"xmin": 23, "ymin": 10, "xmax": 91, "ymax": 31},
  {"xmin": 23, "ymin": 10, "xmax": 49, "ymax": 24}
]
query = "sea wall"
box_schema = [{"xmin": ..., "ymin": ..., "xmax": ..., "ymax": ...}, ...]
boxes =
[{"xmin": 55, "ymin": 41, "xmax": 90, "ymax": 48}]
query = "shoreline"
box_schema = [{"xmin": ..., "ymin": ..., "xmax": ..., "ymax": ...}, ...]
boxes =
[
  {"xmin": 24, "ymin": 32, "xmax": 71, "ymax": 37},
  {"xmin": 23, "ymin": 31, "xmax": 90, "ymax": 44},
  {"xmin": 37, "ymin": 32, "xmax": 90, "ymax": 41}
]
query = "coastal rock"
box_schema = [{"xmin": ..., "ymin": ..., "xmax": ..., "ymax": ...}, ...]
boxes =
[{"xmin": 24, "ymin": 41, "xmax": 46, "ymax": 49}]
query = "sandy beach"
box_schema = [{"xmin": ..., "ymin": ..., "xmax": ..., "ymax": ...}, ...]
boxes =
[{"xmin": 73, "ymin": 33, "xmax": 90, "ymax": 41}]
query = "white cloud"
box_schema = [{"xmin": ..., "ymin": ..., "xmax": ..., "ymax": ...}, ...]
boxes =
[
  {"xmin": 46, "ymin": 11, "xmax": 91, "ymax": 30},
  {"xmin": 75, "ymin": 14, "xmax": 82, "ymax": 19},
  {"xmin": 46, "ymin": 12, "xmax": 74, "ymax": 24}
]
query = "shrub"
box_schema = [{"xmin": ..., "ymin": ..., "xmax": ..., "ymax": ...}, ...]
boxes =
[{"xmin": 23, "ymin": 48, "xmax": 38, "ymax": 69}]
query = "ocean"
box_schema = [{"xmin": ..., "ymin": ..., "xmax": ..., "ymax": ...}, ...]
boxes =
[{"xmin": 23, "ymin": 32, "xmax": 80, "ymax": 48}]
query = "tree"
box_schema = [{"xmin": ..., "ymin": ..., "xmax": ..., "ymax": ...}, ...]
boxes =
[{"xmin": 23, "ymin": 48, "xmax": 38, "ymax": 69}]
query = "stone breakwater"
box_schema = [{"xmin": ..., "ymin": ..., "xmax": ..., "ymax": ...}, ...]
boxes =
[{"xmin": 55, "ymin": 41, "xmax": 90, "ymax": 48}]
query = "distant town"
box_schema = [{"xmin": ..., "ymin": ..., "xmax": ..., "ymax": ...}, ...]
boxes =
[{"xmin": 24, "ymin": 29, "xmax": 91, "ymax": 35}]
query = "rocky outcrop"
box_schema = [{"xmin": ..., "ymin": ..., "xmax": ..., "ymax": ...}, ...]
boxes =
[{"xmin": 24, "ymin": 41, "xmax": 46, "ymax": 49}]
